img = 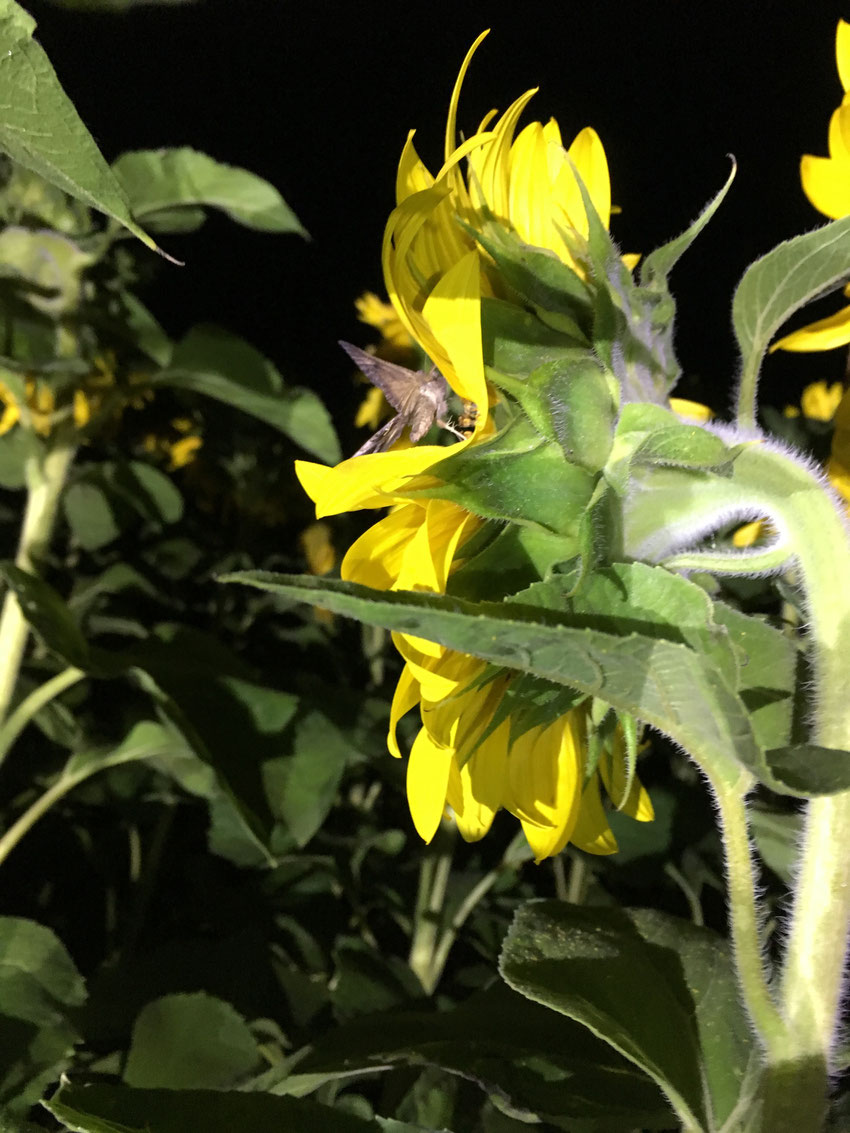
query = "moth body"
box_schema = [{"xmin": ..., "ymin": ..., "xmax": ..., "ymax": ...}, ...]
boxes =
[{"xmin": 340, "ymin": 340, "xmax": 465, "ymax": 456}]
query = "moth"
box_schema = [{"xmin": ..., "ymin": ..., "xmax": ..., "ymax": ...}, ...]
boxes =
[{"xmin": 340, "ymin": 340, "xmax": 467, "ymax": 457}]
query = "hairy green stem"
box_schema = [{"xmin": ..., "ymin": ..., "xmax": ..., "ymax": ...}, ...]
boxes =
[
  {"xmin": 707, "ymin": 768, "xmax": 785, "ymax": 1057},
  {"xmin": 0, "ymin": 666, "xmax": 85, "ymax": 770},
  {"xmin": 0, "ymin": 442, "xmax": 76, "ymax": 724},
  {"xmin": 408, "ymin": 822, "xmax": 455, "ymax": 993},
  {"xmin": 634, "ymin": 442, "xmax": 850, "ymax": 1124}
]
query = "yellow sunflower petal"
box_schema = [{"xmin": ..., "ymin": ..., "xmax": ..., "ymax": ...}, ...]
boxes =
[
  {"xmin": 828, "ymin": 105, "xmax": 850, "ymax": 161},
  {"xmin": 420, "ymin": 251, "xmax": 487, "ymax": 416},
  {"xmin": 800, "ymin": 154, "xmax": 850, "ymax": 220},
  {"xmin": 733, "ymin": 520, "xmax": 766, "ymax": 548},
  {"xmin": 396, "ymin": 131, "xmax": 436, "ymax": 204},
  {"xmin": 565, "ymin": 126, "xmax": 611, "ymax": 232},
  {"xmin": 670, "ymin": 397, "xmax": 713, "ymax": 423},
  {"xmin": 341, "ymin": 503, "xmax": 423, "ymax": 589},
  {"xmin": 837, "ymin": 19, "xmax": 850, "ymax": 92},
  {"xmin": 295, "ymin": 449, "xmax": 445, "ymax": 518},
  {"xmin": 772, "ymin": 302, "xmax": 850, "ymax": 353},
  {"xmin": 407, "ymin": 727, "xmax": 453, "ymax": 842},
  {"xmin": 388, "ymin": 664, "xmax": 421, "ymax": 758},
  {"xmin": 827, "ymin": 455, "xmax": 850, "ymax": 503},
  {"xmin": 570, "ymin": 775, "xmax": 618, "ymax": 855},
  {"xmin": 446, "ymin": 720, "xmax": 509, "ymax": 842}
]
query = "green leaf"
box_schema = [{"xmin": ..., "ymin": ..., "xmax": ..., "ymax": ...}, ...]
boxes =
[
  {"xmin": 332, "ymin": 939, "xmax": 424, "ymax": 1019},
  {"xmin": 62, "ymin": 719, "xmax": 183, "ymax": 785},
  {"xmin": 44, "ymin": 1081, "xmax": 383, "ymax": 1133},
  {"xmin": 0, "ymin": 562, "xmax": 90, "ymax": 668},
  {"xmin": 299, "ymin": 982, "xmax": 673, "ymax": 1129},
  {"xmin": 468, "ymin": 218, "xmax": 591, "ymax": 331},
  {"xmin": 764, "ymin": 743, "xmax": 850, "ymax": 795},
  {"xmin": 424, "ymin": 414, "xmax": 596, "ymax": 535},
  {"xmin": 0, "ymin": 917, "xmax": 86, "ymax": 1020},
  {"xmin": 481, "ymin": 296, "xmax": 588, "ymax": 375},
  {"xmin": 276, "ymin": 709, "xmax": 351, "ymax": 847},
  {"xmin": 113, "ymin": 148, "xmax": 307, "ymax": 236},
  {"xmin": 124, "ymin": 993, "xmax": 260, "ymax": 1089},
  {"xmin": 500, "ymin": 903, "xmax": 754, "ymax": 1130},
  {"xmin": 220, "ymin": 570, "xmax": 765, "ymax": 778},
  {"xmin": 0, "ymin": 424, "xmax": 33, "ymax": 489},
  {"xmin": 156, "ymin": 326, "xmax": 341, "ymax": 463},
  {"xmin": 64, "ymin": 461, "xmax": 183, "ymax": 550},
  {"xmin": 0, "ymin": 917, "xmax": 85, "ymax": 1113},
  {"xmin": 750, "ymin": 806, "xmax": 801, "ymax": 883},
  {"xmin": 448, "ymin": 524, "xmax": 579, "ymax": 603},
  {"xmin": 0, "ymin": 2, "xmax": 170, "ymax": 257},
  {"xmin": 564, "ymin": 165, "xmax": 681, "ymax": 404},
  {"xmin": 639, "ymin": 161, "xmax": 736, "ymax": 288},
  {"xmin": 62, "ymin": 478, "xmax": 119, "ymax": 551},
  {"xmin": 733, "ymin": 214, "xmax": 850, "ymax": 422}
]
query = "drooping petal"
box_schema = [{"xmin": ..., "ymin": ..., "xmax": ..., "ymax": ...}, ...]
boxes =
[
  {"xmin": 446, "ymin": 718, "xmax": 509, "ymax": 842},
  {"xmin": 599, "ymin": 748, "xmax": 654, "ymax": 822},
  {"xmin": 406, "ymin": 727, "xmax": 453, "ymax": 842},
  {"xmin": 570, "ymin": 775, "xmax": 619, "ymax": 855},
  {"xmin": 388, "ymin": 664, "xmax": 421, "ymax": 758}
]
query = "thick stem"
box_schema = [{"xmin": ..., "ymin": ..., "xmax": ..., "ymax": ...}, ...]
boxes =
[
  {"xmin": 0, "ymin": 442, "xmax": 76, "ymax": 724},
  {"xmin": 408, "ymin": 821, "xmax": 454, "ymax": 993},
  {"xmin": 707, "ymin": 770, "xmax": 786, "ymax": 1057},
  {"xmin": 629, "ymin": 443, "xmax": 850, "ymax": 1122}
]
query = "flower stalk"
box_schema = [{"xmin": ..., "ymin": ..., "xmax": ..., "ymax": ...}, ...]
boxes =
[{"xmin": 0, "ymin": 440, "xmax": 76, "ymax": 725}]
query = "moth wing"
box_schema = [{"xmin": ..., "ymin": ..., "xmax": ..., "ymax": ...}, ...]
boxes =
[
  {"xmin": 339, "ymin": 340, "xmax": 421, "ymax": 414},
  {"xmin": 351, "ymin": 413, "xmax": 408, "ymax": 457}
]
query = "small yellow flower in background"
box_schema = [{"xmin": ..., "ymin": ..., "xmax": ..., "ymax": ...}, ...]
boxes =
[
  {"xmin": 774, "ymin": 20, "xmax": 850, "ymax": 353},
  {"xmin": 0, "ymin": 380, "xmax": 21, "ymax": 435},
  {"xmin": 300, "ymin": 521, "xmax": 335, "ymax": 577},
  {"xmin": 355, "ymin": 292, "xmax": 413, "ymax": 351},
  {"xmin": 354, "ymin": 385, "xmax": 388, "ymax": 431},
  {"xmin": 142, "ymin": 417, "xmax": 203, "ymax": 471},
  {"xmin": 799, "ymin": 379, "xmax": 844, "ymax": 421},
  {"xmin": 300, "ymin": 521, "xmax": 336, "ymax": 625},
  {"xmin": 733, "ymin": 520, "xmax": 768, "ymax": 549}
]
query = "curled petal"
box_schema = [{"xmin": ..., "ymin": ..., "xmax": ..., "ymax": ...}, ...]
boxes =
[{"xmin": 389, "ymin": 664, "xmax": 421, "ymax": 758}]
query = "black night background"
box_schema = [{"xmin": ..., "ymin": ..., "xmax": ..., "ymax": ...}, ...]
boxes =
[{"xmin": 25, "ymin": 0, "xmax": 850, "ymax": 438}]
